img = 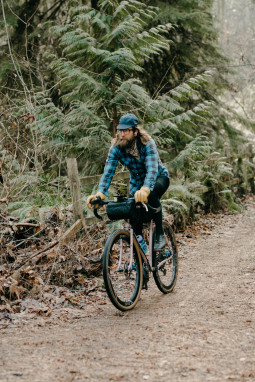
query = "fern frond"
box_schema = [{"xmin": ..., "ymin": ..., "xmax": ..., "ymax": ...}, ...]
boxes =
[
  {"xmin": 167, "ymin": 184, "xmax": 204, "ymax": 205},
  {"xmin": 162, "ymin": 197, "xmax": 189, "ymax": 211}
]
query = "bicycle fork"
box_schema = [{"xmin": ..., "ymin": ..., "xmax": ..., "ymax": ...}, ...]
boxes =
[
  {"xmin": 116, "ymin": 228, "xmax": 134, "ymax": 272},
  {"xmin": 128, "ymin": 221, "xmax": 154, "ymax": 271},
  {"xmin": 128, "ymin": 227, "xmax": 134, "ymax": 271}
]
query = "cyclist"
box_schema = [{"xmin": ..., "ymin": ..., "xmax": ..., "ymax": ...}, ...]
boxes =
[{"xmin": 86, "ymin": 113, "xmax": 169, "ymax": 252}]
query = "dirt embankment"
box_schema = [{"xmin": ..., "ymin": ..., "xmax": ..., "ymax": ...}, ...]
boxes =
[{"xmin": 1, "ymin": 197, "xmax": 255, "ymax": 382}]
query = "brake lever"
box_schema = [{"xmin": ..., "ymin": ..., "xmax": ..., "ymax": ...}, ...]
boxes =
[
  {"xmin": 142, "ymin": 202, "xmax": 148, "ymax": 212},
  {"xmin": 91, "ymin": 196, "xmax": 103, "ymax": 220},
  {"xmin": 94, "ymin": 208, "xmax": 103, "ymax": 220},
  {"xmin": 135, "ymin": 202, "xmax": 148, "ymax": 212}
]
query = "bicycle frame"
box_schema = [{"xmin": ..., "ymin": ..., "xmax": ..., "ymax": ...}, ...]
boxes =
[
  {"xmin": 126, "ymin": 219, "xmax": 154, "ymax": 271},
  {"xmin": 127, "ymin": 219, "xmax": 174, "ymax": 273},
  {"xmin": 91, "ymin": 197, "xmax": 178, "ymax": 310},
  {"xmin": 91, "ymin": 196, "xmax": 173, "ymax": 272}
]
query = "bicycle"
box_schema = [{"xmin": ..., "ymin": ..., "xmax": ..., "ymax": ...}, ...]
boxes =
[{"xmin": 91, "ymin": 196, "xmax": 178, "ymax": 311}]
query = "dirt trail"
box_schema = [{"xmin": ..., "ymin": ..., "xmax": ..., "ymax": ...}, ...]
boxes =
[{"xmin": 1, "ymin": 198, "xmax": 255, "ymax": 382}]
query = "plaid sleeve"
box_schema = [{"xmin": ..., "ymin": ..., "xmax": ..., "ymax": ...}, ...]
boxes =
[
  {"xmin": 129, "ymin": 175, "xmax": 141, "ymax": 197},
  {"xmin": 97, "ymin": 146, "xmax": 119, "ymax": 196},
  {"xmin": 143, "ymin": 139, "xmax": 159, "ymax": 190}
]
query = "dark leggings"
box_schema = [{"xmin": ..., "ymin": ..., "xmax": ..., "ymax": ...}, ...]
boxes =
[
  {"xmin": 131, "ymin": 175, "xmax": 170, "ymax": 236},
  {"xmin": 147, "ymin": 175, "xmax": 170, "ymax": 208}
]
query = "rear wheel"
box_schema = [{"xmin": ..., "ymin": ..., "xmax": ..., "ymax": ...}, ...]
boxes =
[
  {"xmin": 153, "ymin": 221, "xmax": 178, "ymax": 293},
  {"xmin": 103, "ymin": 230, "xmax": 143, "ymax": 311}
]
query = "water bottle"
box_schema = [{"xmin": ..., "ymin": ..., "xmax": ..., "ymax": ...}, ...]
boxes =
[{"xmin": 136, "ymin": 235, "xmax": 148, "ymax": 254}]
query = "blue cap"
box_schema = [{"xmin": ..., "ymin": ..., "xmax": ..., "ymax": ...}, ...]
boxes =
[{"xmin": 117, "ymin": 113, "xmax": 138, "ymax": 130}]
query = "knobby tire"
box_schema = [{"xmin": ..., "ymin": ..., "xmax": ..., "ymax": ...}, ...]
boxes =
[
  {"xmin": 153, "ymin": 221, "xmax": 178, "ymax": 293},
  {"xmin": 103, "ymin": 229, "xmax": 143, "ymax": 311}
]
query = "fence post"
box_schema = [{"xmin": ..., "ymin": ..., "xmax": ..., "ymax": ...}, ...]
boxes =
[
  {"xmin": 66, "ymin": 158, "xmax": 85, "ymax": 222},
  {"xmin": 248, "ymin": 144, "xmax": 255, "ymax": 194}
]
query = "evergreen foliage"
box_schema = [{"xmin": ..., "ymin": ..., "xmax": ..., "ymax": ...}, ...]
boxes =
[
  {"xmin": 142, "ymin": 0, "xmax": 226, "ymax": 92},
  {"xmin": 36, "ymin": 0, "xmax": 213, "ymax": 174},
  {"xmin": 166, "ymin": 141, "xmax": 241, "ymax": 218},
  {"xmin": 141, "ymin": 0, "xmax": 247, "ymax": 156},
  {"xmin": 0, "ymin": 0, "xmax": 254, "ymax": 222}
]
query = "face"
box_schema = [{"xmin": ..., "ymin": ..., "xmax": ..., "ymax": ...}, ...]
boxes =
[{"xmin": 117, "ymin": 128, "xmax": 138, "ymax": 148}]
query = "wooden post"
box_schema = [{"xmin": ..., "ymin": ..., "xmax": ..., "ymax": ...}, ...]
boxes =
[
  {"xmin": 248, "ymin": 144, "xmax": 255, "ymax": 194},
  {"xmin": 66, "ymin": 158, "xmax": 84, "ymax": 222}
]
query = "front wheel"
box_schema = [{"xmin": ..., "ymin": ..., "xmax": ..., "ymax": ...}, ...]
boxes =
[
  {"xmin": 103, "ymin": 229, "xmax": 143, "ymax": 311},
  {"xmin": 153, "ymin": 221, "xmax": 178, "ymax": 293}
]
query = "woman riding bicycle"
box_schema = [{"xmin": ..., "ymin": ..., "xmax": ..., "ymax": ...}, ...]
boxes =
[{"xmin": 86, "ymin": 113, "xmax": 170, "ymax": 252}]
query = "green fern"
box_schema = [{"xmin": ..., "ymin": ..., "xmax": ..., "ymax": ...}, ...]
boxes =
[{"xmin": 33, "ymin": 0, "xmax": 214, "ymax": 174}]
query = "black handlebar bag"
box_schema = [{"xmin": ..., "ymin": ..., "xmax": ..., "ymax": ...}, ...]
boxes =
[
  {"xmin": 106, "ymin": 200, "xmax": 152, "ymax": 222},
  {"xmin": 106, "ymin": 200, "xmax": 136, "ymax": 221}
]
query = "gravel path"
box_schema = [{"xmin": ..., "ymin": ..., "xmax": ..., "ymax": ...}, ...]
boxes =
[{"xmin": 1, "ymin": 198, "xmax": 255, "ymax": 382}]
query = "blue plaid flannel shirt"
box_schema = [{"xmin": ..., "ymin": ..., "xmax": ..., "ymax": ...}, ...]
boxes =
[{"xmin": 97, "ymin": 138, "xmax": 169, "ymax": 196}]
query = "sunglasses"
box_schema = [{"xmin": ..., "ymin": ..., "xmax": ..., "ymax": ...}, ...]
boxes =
[{"xmin": 118, "ymin": 128, "xmax": 133, "ymax": 135}]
